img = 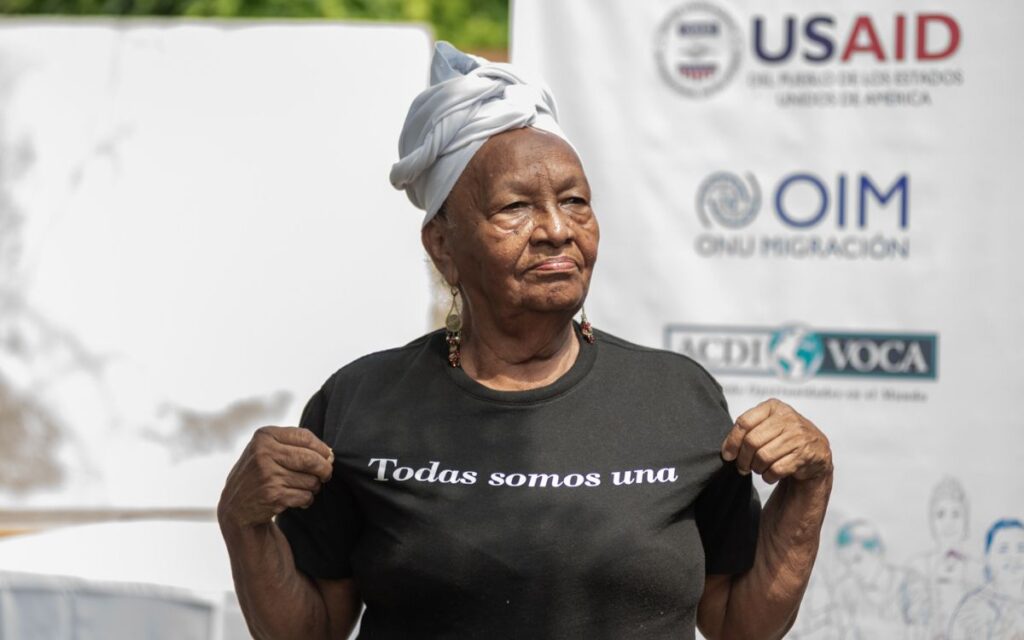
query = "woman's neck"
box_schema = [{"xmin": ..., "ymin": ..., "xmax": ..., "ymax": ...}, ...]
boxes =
[{"xmin": 458, "ymin": 309, "xmax": 580, "ymax": 391}]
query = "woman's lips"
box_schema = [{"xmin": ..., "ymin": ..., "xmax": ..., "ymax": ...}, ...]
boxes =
[{"xmin": 531, "ymin": 257, "xmax": 578, "ymax": 272}]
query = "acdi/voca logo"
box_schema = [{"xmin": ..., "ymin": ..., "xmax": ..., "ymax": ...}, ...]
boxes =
[{"xmin": 664, "ymin": 324, "xmax": 938, "ymax": 382}]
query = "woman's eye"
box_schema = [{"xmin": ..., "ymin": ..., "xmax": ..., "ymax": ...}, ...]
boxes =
[
  {"xmin": 501, "ymin": 201, "xmax": 528, "ymax": 212},
  {"xmin": 565, "ymin": 196, "xmax": 588, "ymax": 206}
]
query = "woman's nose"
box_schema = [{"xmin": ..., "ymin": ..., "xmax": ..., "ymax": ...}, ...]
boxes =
[{"xmin": 531, "ymin": 203, "xmax": 573, "ymax": 246}]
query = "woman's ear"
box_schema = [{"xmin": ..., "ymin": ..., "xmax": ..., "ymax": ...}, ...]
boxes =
[{"xmin": 421, "ymin": 215, "xmax": 459, "ymax": 287}]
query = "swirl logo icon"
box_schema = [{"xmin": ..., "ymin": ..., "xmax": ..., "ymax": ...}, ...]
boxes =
[
  {"xmin": 655, "ymin": 2, "xmax": 743, "ymax": 98},
  {"xmin": 769, "ymin": 326, "xmax": 826, "ymax": 381},
  {"xmin": 696, "ymin": 171, "xmax": 761, "ymax": 229}
]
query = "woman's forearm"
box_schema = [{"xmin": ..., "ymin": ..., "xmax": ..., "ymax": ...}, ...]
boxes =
[
  {"xmin": 221, "ymin": 519, "xmax": 333, "ymax": 640},
  {"xmin": 217, "ymin": 425, "xmax": 350, "ymax": 639},
  {"xmin": 721, "ymin": 473, "xmax": 832, "ymax": 639}
]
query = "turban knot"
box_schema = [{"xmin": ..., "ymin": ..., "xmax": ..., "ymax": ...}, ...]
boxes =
[{"xmin": 389, "ymin": 41, "xmax": 572, "ymax": 226}]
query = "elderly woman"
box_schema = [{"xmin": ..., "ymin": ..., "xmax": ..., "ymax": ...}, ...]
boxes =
[{"xmin": 218, "ymin": 42, "xmax": 833, "ymax": 639}]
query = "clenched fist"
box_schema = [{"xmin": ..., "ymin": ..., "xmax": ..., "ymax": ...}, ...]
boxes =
[
  {"xmin": 218, "ymin": 426, "xmax": 334, "ymax": 531},
  {"xmin": 721, "ymin": 398, "xmax": 833, "ymax": 484}
]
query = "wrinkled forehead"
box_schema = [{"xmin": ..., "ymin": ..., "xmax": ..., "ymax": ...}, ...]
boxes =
[{"xmin": 463, "ymin": 127, "xmax": 586, "ymax": 191}]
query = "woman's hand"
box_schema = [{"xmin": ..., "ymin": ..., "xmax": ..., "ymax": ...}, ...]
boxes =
[
  {"xmin": 701, "ymin": 399, "xmax": 833, "ymax": 640},
  {"xmin": 218, "ymin": 426, "xmax": 334, "ymax": 531},
  {"xmin": 217, "ymin": 427, "xmax": 356, "ymax": 640},
  {"xmin": 720, "ymin": 398, "xmax": 832, "ymax": 484}
]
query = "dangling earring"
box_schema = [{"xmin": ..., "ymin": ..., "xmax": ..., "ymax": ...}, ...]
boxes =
[
  {"xmin": 580, "ymin": 306, "xmax": 595, "ymax": 344},
  {"xmin": 445, "ymin": 286, "xmax": 462, "ymax": 367}
]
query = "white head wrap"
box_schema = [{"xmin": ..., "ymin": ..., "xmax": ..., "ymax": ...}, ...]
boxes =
[{"xmin": 389, "ymin": 41, "xmax": 573, "ymax": 227}]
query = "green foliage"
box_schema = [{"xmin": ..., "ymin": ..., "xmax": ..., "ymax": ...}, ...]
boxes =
[{"xmin": 0, "ymin": 0, "xmax": 509, "ymax": 49}]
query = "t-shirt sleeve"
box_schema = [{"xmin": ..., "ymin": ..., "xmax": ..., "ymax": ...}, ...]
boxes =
[
  {"xmin": 695, "ymin": 462, "xmax": 761, "ymax": 575},
  {"xmin": 274, "ymin": 386, "xmax": 362, "ymax": 580},
  {"xmin": 689, "ymin": 366, "xmax": 761, "ymax": 575}
]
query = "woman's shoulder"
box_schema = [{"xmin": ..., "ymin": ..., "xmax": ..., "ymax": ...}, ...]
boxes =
[
  {"xmin": 594, "ymin": 328, "xmax": 724, "ymax": 392},
  {"xmin": 316, "ymin": 330, "xmax": 444, "ymax": 394}
]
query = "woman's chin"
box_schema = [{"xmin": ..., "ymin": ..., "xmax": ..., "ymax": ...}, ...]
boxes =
[{"xmin": 520, "ymin": 288, "xmax": 586, "ymax": 315}]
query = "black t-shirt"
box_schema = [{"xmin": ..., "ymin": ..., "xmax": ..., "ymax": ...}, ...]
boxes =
[{"xmin": 276, "ymin": 326, "xmax": 760, "ymax": 639}]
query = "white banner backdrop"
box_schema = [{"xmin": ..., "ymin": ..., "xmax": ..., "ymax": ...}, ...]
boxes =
[
  {"xmin": 0, "ymin": 21, "xmax": 432, "ymax": 509},
  {"xmin": 513, "ymin": 1, "xmax": 1023, "ymax": 638}
]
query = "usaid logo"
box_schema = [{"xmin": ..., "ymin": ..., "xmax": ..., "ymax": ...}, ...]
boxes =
[
  {"xmin": 655, "ymin": 2, "xmax": 743, "ymax": 98},
  {"xmin": 752, "ymin": 13, "xmax": 960, "ymax": 65},
  {"xmin": 664, "ymin": 324, "xmax": 938, "ymax": 381},
  {"xmin": 654, "ymin": 2, "xmax": 962, "ymax": 99}
]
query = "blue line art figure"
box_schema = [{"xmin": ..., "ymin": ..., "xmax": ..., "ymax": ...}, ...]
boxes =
[
  {"xmin": 833, "ymin": 520, "xmax": 929, "ymax": 639},
  {"xmin": 907, "ymin": 477, "xmax": 984, "ymax": 639},
  {"xmin": 948, "ymin": 519, "xmax": 1024, "ymax": 639}
]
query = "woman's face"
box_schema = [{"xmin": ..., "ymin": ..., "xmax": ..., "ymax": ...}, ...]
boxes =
[
  {"xmin": 425, "ymin": 127, "xmax": 600, "ymax": 320},
  {"xmin": 987, "ymin": 526, "xmax": 1024, "ymax": 593},
  {"xmin": 837, "ymin": 529, "xmax": 884, "ymax": 581},
  {"xmin": 930, "ymin": 497, "xmax": 967, "ymax": 544}
]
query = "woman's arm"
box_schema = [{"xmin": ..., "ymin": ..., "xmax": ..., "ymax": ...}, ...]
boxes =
[
  {"xmin": 218, "ymin": 426, "xmax": 361, "ymax": 640},
  {"xmin": 221, "ymin": 520, "xmax": 361, "ymax": 639},
  {"xmin": 697, "ymin": 399, "xmax": 833, "ymax": 640}
]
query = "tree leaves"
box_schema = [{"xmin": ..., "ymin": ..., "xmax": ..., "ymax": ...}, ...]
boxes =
[{"xmin": 0, "ymin": 0, "xmax": 510, "ymax": 50}]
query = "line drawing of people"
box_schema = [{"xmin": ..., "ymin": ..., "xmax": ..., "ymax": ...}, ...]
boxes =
[
  {"xmin": 907, "ymin": 477, "xmax": 984, "ymax": 639},
  {"xmin": 832, "ymin": 519, "xmax": 929, "ymax": 639},
  {"xmin": 948, "ymin": 518, "xmax": 1024, "ymax": 640},
  {"xmin": 786, "ymin": 567, "xmax": 842, "ymax": 639},
  {"xmin": 786, "ymin": 511, "xmax": 844, "ymax": 640}
]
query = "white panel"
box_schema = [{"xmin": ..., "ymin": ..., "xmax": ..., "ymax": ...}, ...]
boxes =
[{"xmin": 0, "ymin": 21, "xmax": 434, "ymax": 509}]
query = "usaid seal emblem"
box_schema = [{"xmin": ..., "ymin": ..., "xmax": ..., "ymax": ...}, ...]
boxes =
[
  {"xmin": 655, "ymin": 2, "xmax": 743, "ymax": 98},
  {"xmin": 696, "ymin": 171, "xmax": 761, "ymax": 228}
]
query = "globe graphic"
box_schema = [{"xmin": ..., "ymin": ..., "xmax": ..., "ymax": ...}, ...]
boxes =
[{"xmin": 768, "ymin": 326, "xmax": 825, "ymax": 380}]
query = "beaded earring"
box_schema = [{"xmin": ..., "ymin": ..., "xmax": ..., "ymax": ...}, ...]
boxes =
[
  {"xmin": 580, "ymin": 307, "xmax": 595, "ymax": 344},
  {"xmin": 445, "ymin": 286, "xmax": 462, "ymax": 367}
]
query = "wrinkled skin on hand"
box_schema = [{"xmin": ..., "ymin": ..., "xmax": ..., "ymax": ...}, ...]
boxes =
[
  {"xmin": 721, "ymin": 398, "xmax": 833, "ymax": 484},
  {"xmin": 218, "ymin": 426, "xmax": 334, "ymax": 530}
]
